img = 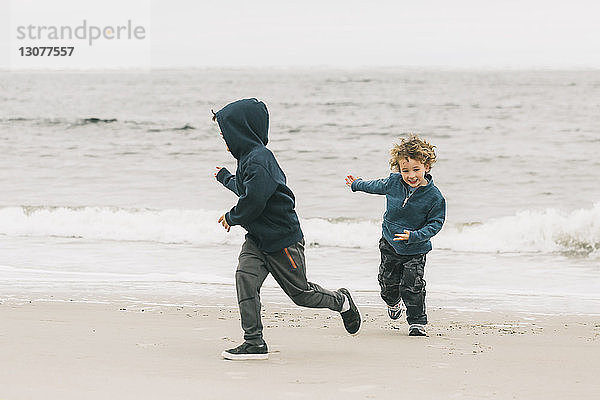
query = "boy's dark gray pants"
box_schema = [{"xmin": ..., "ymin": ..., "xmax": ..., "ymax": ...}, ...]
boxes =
[
  {"xmin": 378, "ymin": 238, "xmax": 428, "ymax": 325},
  {"xmin": 236, "ymin": 237, "xmax": 345, "ymax": 345}
]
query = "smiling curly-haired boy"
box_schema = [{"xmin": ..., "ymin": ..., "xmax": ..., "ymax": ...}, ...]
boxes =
[{"xmin": 346, "ymin": 134, "xmax": 446, "ymax": 336}]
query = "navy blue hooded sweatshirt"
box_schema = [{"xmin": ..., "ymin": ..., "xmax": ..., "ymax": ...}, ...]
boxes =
[
  {"xmin": 215, "ymin": 98, "xmax": 304, "ymax": 252},
  {"xmin": 351, "ymin": 173, "xmax": 446, "ymax": 255}
]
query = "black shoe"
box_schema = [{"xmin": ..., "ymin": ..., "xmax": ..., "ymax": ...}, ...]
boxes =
[
  {"xmin": 221, "ymin": 342, "xmax": 269, "ymax": 360},
  {"xmin": 409, "ymin": 324, "xmax": 427, "ymax": 336},
  {"xmin": 338, "ymin": 288, "xmax": 361, "ymax": 335}
]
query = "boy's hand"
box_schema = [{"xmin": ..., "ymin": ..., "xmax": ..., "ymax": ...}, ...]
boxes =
[
  {"xmin": 218, "ymin": 214, "xmax": 231, "ymax": 232},
  {"xmin": 345, "ymin": 175, "xmax": 360, "ymax": 187},
  {"xmin": 393, "ymin": 230, "xmax": 411, "ymax": 241},
  {"xmin": 214, "ymin": 166, "xmax": 223, "ymax": 178}
]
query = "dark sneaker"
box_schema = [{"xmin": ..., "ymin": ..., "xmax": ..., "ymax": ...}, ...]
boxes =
[
  {"xmin": 387, "ymin": 301, "xmax": 405, "ymax": 320},
  {"xmin": 221, "ymin": 342, "xmax": 268, "ymax": 360},
  {"xmin": 409, "ymin": 324, "xmax": 427, "ymax": 336},
  {"xmin": 338, "ymin": 288, "xmax": 361, "ymax": 335}
]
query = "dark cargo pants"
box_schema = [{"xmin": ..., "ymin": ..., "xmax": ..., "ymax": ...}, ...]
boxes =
[
  {"xmin": 236, "ymin": 237, "xmax": 345, "ymax": 345},
  {"xmin": 378, "ymin": 238, "xmax": 428, "ymax": 325}
]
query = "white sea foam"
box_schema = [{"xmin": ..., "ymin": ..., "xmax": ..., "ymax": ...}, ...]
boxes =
[
  {"xmin": 436, "ymin": 203, "xmax": 600, "ymax": 256},
  {"xmin": 1, "ymin": 203, "xmax": 598, "ymax": 256},
  {"xmin": 0, "ymin": 264, "xmax": 232, "ymax": 285},
  {"xmin": 0, "ymin": 205, "xmax": 245, "ymax": 245}
]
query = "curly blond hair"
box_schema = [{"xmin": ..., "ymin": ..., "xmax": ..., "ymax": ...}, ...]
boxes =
[{"xmin": 389, "ymin": 134, "xmax": 437, "ymax": 172}]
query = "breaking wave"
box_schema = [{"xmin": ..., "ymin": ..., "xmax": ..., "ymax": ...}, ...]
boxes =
[{"xmin": 0, "ymin": 203, "xmax": 598, "ymax": 256}]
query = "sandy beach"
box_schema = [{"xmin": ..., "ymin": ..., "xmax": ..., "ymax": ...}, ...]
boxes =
[
  {"xmin": 1, "ymin": 296, "xmax": 598, "ymax": 400},
  {"xmin": 3, "ymin": 1, "xmax": 600, "ymax": 398}
]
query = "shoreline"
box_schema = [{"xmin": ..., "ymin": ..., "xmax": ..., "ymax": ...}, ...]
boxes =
[
  {"xmin": 1, "ymin": 296, "xmax": 599, "ymax": 399},
  {"xmin": 3, "ymin": 284, "xmax": 600, "ymax": 317}
]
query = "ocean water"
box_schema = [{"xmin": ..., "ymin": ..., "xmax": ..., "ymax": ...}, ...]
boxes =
[{"xmin": 1, "ymin": 68, "xmax": 599, "ymax": 314}]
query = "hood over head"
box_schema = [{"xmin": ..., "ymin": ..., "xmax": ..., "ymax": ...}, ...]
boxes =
[{"xmin": 215, "ymin": 98, "xmax": 269, "ymax": 159}]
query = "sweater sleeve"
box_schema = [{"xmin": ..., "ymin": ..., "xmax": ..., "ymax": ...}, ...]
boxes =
[
  {"xmin": 224, "ymin": 163, "xmax": 277, "ymax": 226},
  {"xmin": 216, "ymin": 167, "xmax": 240, "ymax": 196},
  {"xmin": 351, "ymin": 176, "xmax": 390, "ymax": 195},
  {"xmin": 407, "ymin": 197, "xmax": 446, "ymax": 244}
]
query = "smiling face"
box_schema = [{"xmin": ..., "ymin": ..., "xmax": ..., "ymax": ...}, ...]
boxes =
[{"xmin": 399, "ymin": 157, "xmax": 430, "ymax": 187}]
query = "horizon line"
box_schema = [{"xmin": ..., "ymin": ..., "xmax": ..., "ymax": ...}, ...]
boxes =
[{"xmin": 2, "ymin": 65, "xmax": 600, "ymax": 73}]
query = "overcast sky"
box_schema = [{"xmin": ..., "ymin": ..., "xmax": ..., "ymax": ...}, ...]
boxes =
[{"xmin": 2, "ymin": 0, "xmax": 600, "ymax": 69}]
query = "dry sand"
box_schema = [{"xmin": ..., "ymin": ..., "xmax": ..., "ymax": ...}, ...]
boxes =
[{"xmin": 1, "ymin": 297, "xmax": 599, "ymax": 400}]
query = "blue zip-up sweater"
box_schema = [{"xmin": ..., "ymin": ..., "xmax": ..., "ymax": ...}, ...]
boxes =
[
  {"xmin": 215, "ymin": 98, "xmax": 303, "ymax": 252},
  {"xmin": 351, "ymin": 173, "xmax": 446, "ymax": 255}
]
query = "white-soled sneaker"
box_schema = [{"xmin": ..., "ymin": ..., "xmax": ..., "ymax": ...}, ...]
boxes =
[
  {"xmin": 408, "ymin": 324, "xmax": 427, "ymax": 336},
  {"xmin": 221, "ymin": 342, "xmax": 269, "ymax": 360},
  {"xmin": 387, "ymin": 300, "xmax": 405, "ymax": 320},
  {"xmin": 338, "ymin": 288, "xmax": 361, "ymax": 335}
]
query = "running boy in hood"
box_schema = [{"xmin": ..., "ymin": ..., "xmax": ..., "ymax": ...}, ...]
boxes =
[
  {"xmin": 213, "ymin": 98, "xmax": 361, "ymax": 360},
  {"xmin": 346, "ymin": 134, "xmax": 446, "ymax": 337}
]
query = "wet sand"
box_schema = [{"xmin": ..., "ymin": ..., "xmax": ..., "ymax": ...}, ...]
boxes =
[{"xmin": 1, "ymin": 298, "xmax": 599, "ymax": 399}]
